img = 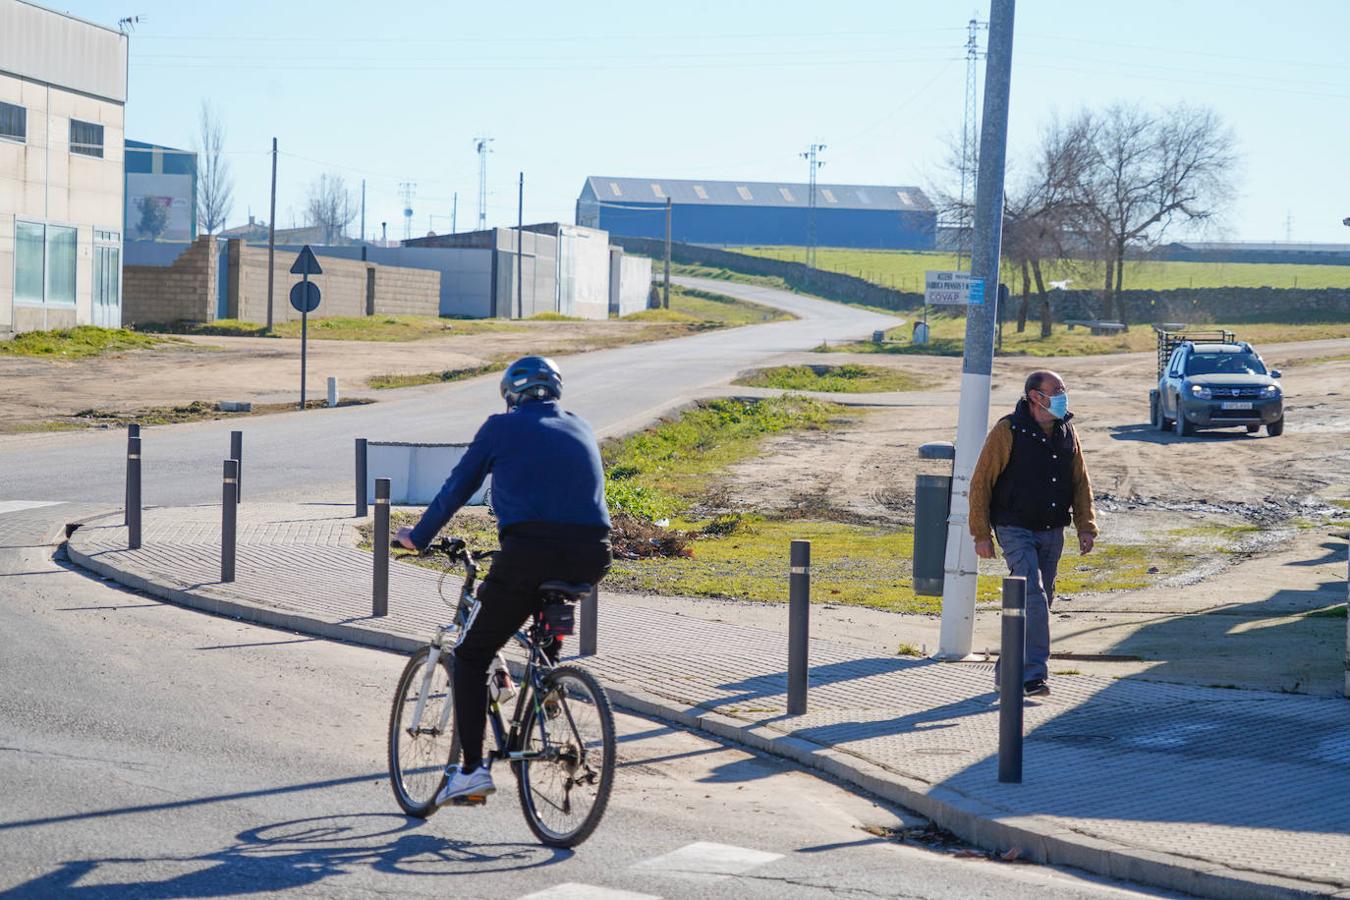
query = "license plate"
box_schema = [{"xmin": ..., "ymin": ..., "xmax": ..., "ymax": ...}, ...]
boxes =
[{"xmin": 1221, "ymin": 401, "xmax": 1253, "ymax": 410}]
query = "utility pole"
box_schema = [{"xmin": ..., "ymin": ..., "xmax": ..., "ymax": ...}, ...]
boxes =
[
  {"xmin": 381, "ymin": 221, "xmax": 387, "ymax": 245},
  {"xmin": 957, "ymin": 16, "xmax": 988, "ymax": 270},
  {"xmin": 516, "ymin": 171, "xmax": 524, "ymax": 319},
  {"xmin": 265, "ymin": 137, "xmax": 277, "ymax": 333},
  {"xmin": 937, "ymin": 0, "xmax": 1015, "ymax": 661},
  {"xmin": 474, "ymin": 137, "xmax": 493, "ymax": 230},
  {"xmin": 663, "ymin": 195, "xmax": 672, "ymax": 309},
  {"xmin": 800, "ymin": 143, "xmax": 826, "ymax": 268},
  {"xmin": 451, "ymin": 192, "xmax": 458, "ymax": 234},
  {"xmin": 360, "ymin": 179, "xmax": 366, "ymax": 243},
  {"xmin": 399, "ymin": 182, "xmax": 415, "ymax": 243}
]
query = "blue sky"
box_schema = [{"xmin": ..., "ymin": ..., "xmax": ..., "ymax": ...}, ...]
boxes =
[{"xmin": 65, "ymin": 0, "xmax": 1350, "ymax": 243}]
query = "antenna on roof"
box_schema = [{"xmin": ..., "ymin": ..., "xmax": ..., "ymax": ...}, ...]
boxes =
[{"xmin": 117, "ymin": 14, "xmax": 145, "ymax": 33}]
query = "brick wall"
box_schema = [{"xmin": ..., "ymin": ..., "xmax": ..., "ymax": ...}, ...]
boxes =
[{"xmin": 123, "ymin": 236, "xmax": 218, "ymax": 326}]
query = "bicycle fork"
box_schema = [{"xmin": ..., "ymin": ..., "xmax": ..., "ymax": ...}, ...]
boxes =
[{"xmin": 409, "ymin": 636, "xmax": 455, "ymax": 738}]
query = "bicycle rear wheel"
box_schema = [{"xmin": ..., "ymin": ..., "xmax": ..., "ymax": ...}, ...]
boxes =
[
  {"xmin": 515, "ymin": 664, "xmax": 616, "ymax": 847},
  {"xmin": 388, "ymin": 646, "xmax": 459, "ymax": 817}
]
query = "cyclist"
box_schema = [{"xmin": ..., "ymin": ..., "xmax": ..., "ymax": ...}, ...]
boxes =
[{"xmin": 395, "ymin": 355, "xmax": 612, "ymax": 806}]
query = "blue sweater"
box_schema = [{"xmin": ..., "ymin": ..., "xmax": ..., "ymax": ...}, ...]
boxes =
[{"xmin": 409, "ymin": 400, "xmax": 611, "ymax": 549}]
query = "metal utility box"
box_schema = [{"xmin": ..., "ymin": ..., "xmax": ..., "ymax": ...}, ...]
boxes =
[{"xmin": 913, "ymin": 441, "xmax": 955, "ymax": 596}]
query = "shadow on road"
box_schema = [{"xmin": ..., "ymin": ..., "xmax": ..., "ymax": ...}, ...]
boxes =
[
  {"xmin": 2, "ymin": 813, "xmax": 565, "ymax": 898},
  {"xmin": 1108, "ymin": 423, "xmax": 1260, "ymax": 444}
]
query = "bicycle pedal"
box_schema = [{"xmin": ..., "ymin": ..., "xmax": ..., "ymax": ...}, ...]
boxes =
[{"xmin": 449, "ymin": 794, "xmax": 488, "ymax": 807}]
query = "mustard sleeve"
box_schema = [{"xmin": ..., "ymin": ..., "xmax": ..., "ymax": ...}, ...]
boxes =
[
  {"xmin": 1071, "ymin": 437, "xmax": 1099, "ymax": 537},
  {"xmin": 967, "ymin": 421, "xmax": 1012, "ymax": 543}
]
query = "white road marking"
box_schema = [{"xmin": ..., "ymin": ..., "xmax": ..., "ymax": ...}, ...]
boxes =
[
  {"xmin": 519, "ymin": 884, "xmax": 661, "ymax": 900},
  {"xmin": 0, "ymin": 501, "xmax": 61, "ymax": 516},
  {"xmin": 630, "ymin": 841, "xmax": 784, "ymax": 880}
]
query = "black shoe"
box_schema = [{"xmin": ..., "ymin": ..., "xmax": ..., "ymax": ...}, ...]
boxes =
[{"xmin": 1023, "ymin": 679, "xmax": 1049, "ymax": 697}]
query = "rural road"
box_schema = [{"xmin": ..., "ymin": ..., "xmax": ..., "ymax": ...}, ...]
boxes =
[{"xmin": 0, "ymin": 278, "xmax": 900, "ymax": 509}]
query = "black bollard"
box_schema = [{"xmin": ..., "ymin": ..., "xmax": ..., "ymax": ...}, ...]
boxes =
[
  {"xmin": 999, "ymin": 575, "xmax": 1027, "ymax": 784},
  {"xmin": 373, "ymin": 477, "xmax": 390, "ymax": 617},
  {"xmin": 124, "ymin": 423, "xmax": 140, "ymax": 526},
  {"xmin": 127, "ymin": 434, "xmax": 142, "ymax": 550},
  {"xmin": 787, "ymin": 539, "xmax": 811, "ymax": 715},
  {"xmin": 221, "ymin": 459, "xmax": 238, "ymax": 583},
  {"xmin": 229, "ymin": 430, "xmax": 243, "ymax": 504},
  {"xmin": 580, "ymin": 587, "xmax": 598, "ymax": 657},
  {"xmin": 355, "ymin": 438, "xmax": 368, "ymax": 518}
]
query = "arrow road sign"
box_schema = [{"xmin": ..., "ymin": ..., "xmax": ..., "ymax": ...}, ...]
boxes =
[
  {"xmin": 290, "ymin": 245, "xmax": 323, "ymax": 276},
  {"xmin": 289, "ymin": 280, "xmax": 321, "ymax": 313}
]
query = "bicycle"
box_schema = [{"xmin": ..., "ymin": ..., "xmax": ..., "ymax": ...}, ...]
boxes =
[{"xmin": 386, "ymin": 537, "xmax": 616, "ymax": 848}]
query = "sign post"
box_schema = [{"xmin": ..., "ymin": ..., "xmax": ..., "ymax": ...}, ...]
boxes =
[{"xmin": 289, "ymin": 246, "xmax": 323, "ymax": 410}]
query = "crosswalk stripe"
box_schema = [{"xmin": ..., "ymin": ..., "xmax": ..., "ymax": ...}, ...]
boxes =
[
  {"xmin": 629, "ymin": 840, "xmax": 784, "ymax": 880},
  {"xmin": 519, "ymin": 884, "xmax": 661, "ymax": 900},
  {"xmin": 0, "ymin": 501, "xmax": 62, "ymax": 516}
]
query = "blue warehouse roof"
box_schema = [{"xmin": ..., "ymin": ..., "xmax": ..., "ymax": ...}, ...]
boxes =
[{"xmin": 583, "ymin": 176, "xmax": 933, "ymax": 213}]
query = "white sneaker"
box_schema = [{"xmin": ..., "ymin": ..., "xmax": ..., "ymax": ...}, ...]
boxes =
[{"xmin": 435, "ymin": 765, "xmax": 495, "ymax": 806}]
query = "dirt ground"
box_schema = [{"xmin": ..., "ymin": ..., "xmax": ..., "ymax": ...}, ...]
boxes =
[
  {"xmin": 0, "ymin": 320, "xmax": 680, "ymax": 431},
  {"xmin": 683, "ymin": 336, "xmax": 1350, "ymax": 695}
]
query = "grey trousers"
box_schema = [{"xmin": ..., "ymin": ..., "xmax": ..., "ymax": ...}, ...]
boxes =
[{"xmin": 993, "ymin": 525, "xmax": 1064, "ymax": 684}]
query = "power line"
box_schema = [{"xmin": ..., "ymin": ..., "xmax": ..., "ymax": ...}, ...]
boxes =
[
  {"xmin": 800, "ymin": 144, "xmax": 826, "ymax": 269},
  {"xmin": 474, "ymin": 137, "xmax": 493, "ymax": 230},
  {"xmin": 957, "ymin": 16, "xmax": 987, "ymax": 271},
  {"xmin": 399, "ymin": 182, "xmax": 415, "ymax": 242}
]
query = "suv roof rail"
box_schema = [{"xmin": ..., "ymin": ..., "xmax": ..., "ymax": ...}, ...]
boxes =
[{"xmin": 1154, "ymin": 327, "xmax": 1239, "ymax": 378}]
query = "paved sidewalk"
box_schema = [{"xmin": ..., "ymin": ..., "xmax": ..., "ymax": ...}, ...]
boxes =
[{"xmin": 67, "ymin": 503, "xmax": 1350, "ymax": 899}]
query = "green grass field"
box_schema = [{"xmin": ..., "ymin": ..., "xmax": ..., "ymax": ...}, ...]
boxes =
[
  {"xmin": 734, "ymin": 364, "xmax": 925, "ymax": 393},
  {"xmin": 140, "ymin": 315, "xmax": 521, "ymax": 342},
  {"xmin": 0, "ymin": 326, "xmax": 177, "ymax": 359},
  {"xmin": 740, "ymin": 247, "xmax": 1350, "ymax": 292}
]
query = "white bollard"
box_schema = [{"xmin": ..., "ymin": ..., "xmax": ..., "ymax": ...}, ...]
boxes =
[{"xmin": 327, "ymin": 377, "xmax": 339, "ymax": 408}]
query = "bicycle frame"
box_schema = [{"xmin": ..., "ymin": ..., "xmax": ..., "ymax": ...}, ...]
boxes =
[{"xmin": 404, "ymin": 542, "xmax": 572, "ymax": 770}]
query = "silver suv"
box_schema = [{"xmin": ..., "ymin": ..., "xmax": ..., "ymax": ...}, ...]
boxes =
[{"xmin": 1153, "ymin": 340, "xmax": 1284, "ymax": 437}]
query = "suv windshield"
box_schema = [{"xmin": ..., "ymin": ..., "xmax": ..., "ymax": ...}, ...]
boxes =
[{"xmin": 1185, "ymin": 352, "xmax": 1267, "ymax": 376}]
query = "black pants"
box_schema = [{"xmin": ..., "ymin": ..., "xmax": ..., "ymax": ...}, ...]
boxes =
[{"xmin": 453, "ymin": 523, "xmax": 611, "ymax": 772}]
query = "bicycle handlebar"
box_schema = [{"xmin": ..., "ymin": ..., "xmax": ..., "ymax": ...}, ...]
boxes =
[{"xmin": 389, "ymin": 536, "xmax": 497, "ymax": 564}]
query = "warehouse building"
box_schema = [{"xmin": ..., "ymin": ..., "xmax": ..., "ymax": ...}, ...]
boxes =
[
  {"xmin": 125, "ymin": 139, "xmax": 196, "ymax": 243},
  {"xmin": 1, "ymin": 0, "xmax": 128, "ymax": 334},
  {"xmin": 577, "ymin": 176, "xmax": 936, "ymax": 251}
]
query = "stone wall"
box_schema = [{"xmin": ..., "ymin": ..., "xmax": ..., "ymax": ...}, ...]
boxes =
[{"xmin": 123, "ymin": 236, "xmax": 217, "ymax": 326}]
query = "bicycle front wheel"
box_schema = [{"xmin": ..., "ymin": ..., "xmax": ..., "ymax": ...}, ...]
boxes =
[
  {"xmin": 388, "ymin": 646, "xmax": 459, "ymax": 817},
  {"xmin": 516, "ymin": 664, "xmax": 616, "ymax": 847}
]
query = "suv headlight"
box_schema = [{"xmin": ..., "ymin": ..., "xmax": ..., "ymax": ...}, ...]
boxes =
[
  {"xmin": 1262, "ymin": 384, "xmax": 1281, "ymax": 397},
  {"xmin": 1189, "ymin": 385, "xmax": 1212, "ymax": 400}
]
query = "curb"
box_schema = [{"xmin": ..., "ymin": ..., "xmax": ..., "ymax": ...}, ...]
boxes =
[{"xmin": 63, "ymin": 522, "xmax": 1338, "ymax": 900}]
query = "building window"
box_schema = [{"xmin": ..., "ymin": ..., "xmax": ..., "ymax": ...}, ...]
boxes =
[
  {"xmin": 778, "ymin": 187, "xmax": 795, "ymax": 202},
  {"xmin": 70, "ymin": 119, "xmax": 104, "ymax": 157},
  {"xmin": 650, "ymin": 183, "xmax": 666, "ymax": 198},
  {"xmin": 15, "ymin": 222, "xmax": 45, "ymax": 304},
  {"xmin": 693, "ymin": 184, "xmax": 709, "ymax": 200},
  {"xmin": 46, "ymin": 225, "xmax": 77, "ymax": 304},
  {"xmin": 0, "ymin": 100, "xmax": 25, "ymax": 142},
  {"xmin": 13, "ymin": 222, "xmax": 77, "ymax": 306},
  {"xmin": 736, "ymin": 186, "xmax": 753, "ymax": 201},
  {"xmin": 819, "ymin": 188, "xmax": 838, "ymax": 204}
]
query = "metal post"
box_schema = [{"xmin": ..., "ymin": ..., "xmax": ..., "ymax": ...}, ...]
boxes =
[
  {"xmin": 663, "ymin": 196, "xmax": 672, "ymax": 309},
  {"xmin": 360, "ymin": 178, "xmax": 366, "ymax": 243},
  {"xmin": 229, "ymin": 430, "xmax": 242, "ymax": 503},
  {"xmin": 355, "ymin": 438, "xmax": 368, "ymax": 517},
  {"xmin": 266, "ymin": 137, "xmax": 277, "ymax": 333},
  {"xmin": 373, "ymin": 477, "xmax": 390, "ymax": 617},
  {"xmin": 516, "ymin": 171, "xmax": 524, "ymax": 319},
  {"xmin": 327, "ymin": 376, "xmax": 338, "ymax": 408},
  {"xmin": 127, "ymin": 435, "xmax": 142, "ymax": 550},
  {"xmin": 221, "ymin": 459, "xmax": 238, "ymax": 583},
  {"xmin": 299, "ymin": 272, "xmax": 309, "ymax": 410},
  {"xmin": 788, "ymin": 540, "xmax": 811, "ymax": 715},
  {"xmin": 124, "ymin": 423, "xmax": 140, "ymax": 525},
  {"xmin": 580, "ymin": 586, "xmax": 598, "ymax": 657},
  {"xmin": 938, "ymin": 0, "xmax": 1016, "ymax": 660},
  {"xmin": 999, "ymin": 576, "xmax": 1026, "ymax": 783}
]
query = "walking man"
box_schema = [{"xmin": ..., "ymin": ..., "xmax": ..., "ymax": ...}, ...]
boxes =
[{"xmin": 968, "ymin": 370, "xmax": 1098, "ymax": 696}]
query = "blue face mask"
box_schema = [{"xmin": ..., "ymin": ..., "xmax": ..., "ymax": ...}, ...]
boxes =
[{"xmin": 1039, "ymin": 391, "xmax": 1069, "ymax": 419}]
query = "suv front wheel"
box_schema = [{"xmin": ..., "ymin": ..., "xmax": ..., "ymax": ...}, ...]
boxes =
[
  {"xmin": 1266, "ymin": 415, "xmax": 1284, "ymax": 437},
  {"xmin": 1174, "ymin": 402, "xmax": 1194, "ymax": 437}
]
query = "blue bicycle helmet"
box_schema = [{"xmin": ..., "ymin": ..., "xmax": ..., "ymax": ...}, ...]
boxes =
[{"xmin": 500, "ymin": 356, "xmax": 563, "ymax": 408}]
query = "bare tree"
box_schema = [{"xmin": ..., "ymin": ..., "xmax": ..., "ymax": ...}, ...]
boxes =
[
  {"xmin": 196, "ymin": 101, "xmax": 233, "ymax": 235},
  {"xmin": 305, "ymin": 173, "xmax": 356, "ymax": 245},
  {"xmin": 1075, "ymin": 103, "xmax": 1236, "ymax": 326}
]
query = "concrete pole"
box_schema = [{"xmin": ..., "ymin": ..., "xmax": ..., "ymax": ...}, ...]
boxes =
[
  {"xmin": 663, "ymin": 196, "xmax": 672, "ymax": 309},
  {"xmin": 266, "ymin": 137, "xmax": 277, "ymax": 333},
  {"xmin": 937, "ymin": 0, "xmax": 1015, "ymax": 660}
]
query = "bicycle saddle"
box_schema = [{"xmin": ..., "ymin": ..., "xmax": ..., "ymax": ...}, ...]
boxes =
[{"xmin": 538, "ymin": 581, "xmax": 592, "ymax": 602}]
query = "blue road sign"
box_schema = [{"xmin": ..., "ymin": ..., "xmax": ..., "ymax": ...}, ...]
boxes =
[
  {"xmin": 289, "ymin": 280, "xmax": 321, "ymax": 313},
  {"xmin": 967, "ymin": 278, "xmax": 986, "ymax": 305},
  {"xmin": 290, "ymin": 245, "xmax": 323, "ymax": 276}
]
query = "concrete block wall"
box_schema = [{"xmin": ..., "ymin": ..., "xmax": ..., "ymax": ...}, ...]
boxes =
[
  {"xmin": 237, "ymin": 245, "xmax": 369, "ymax": 324},
  {"xmin": 370, "ymin": 267, "xmax": 440, "ymax": 317},
  {"xmin": 122, "ymin": 235, "xmax": 217, "ymax": 325}
]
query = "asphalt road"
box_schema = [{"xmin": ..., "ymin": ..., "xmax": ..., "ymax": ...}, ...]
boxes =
[
  {"xmin": 0, "ymin": 278, "xmax": 900, "ymax": 509},
  {"xmin": 0, "ymin": 539, "xmax": 1162, "ymax": 899}
]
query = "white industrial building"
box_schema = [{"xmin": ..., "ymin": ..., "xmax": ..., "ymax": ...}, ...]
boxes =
[{"xmin": 0, "ymin": 0, "xmax": 128, "ymax": 335}]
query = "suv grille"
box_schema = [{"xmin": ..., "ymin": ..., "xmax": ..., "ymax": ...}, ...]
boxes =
[{"xmin": 1207, "ymin": 386, "xmax": 1265, "ymax": 399}]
